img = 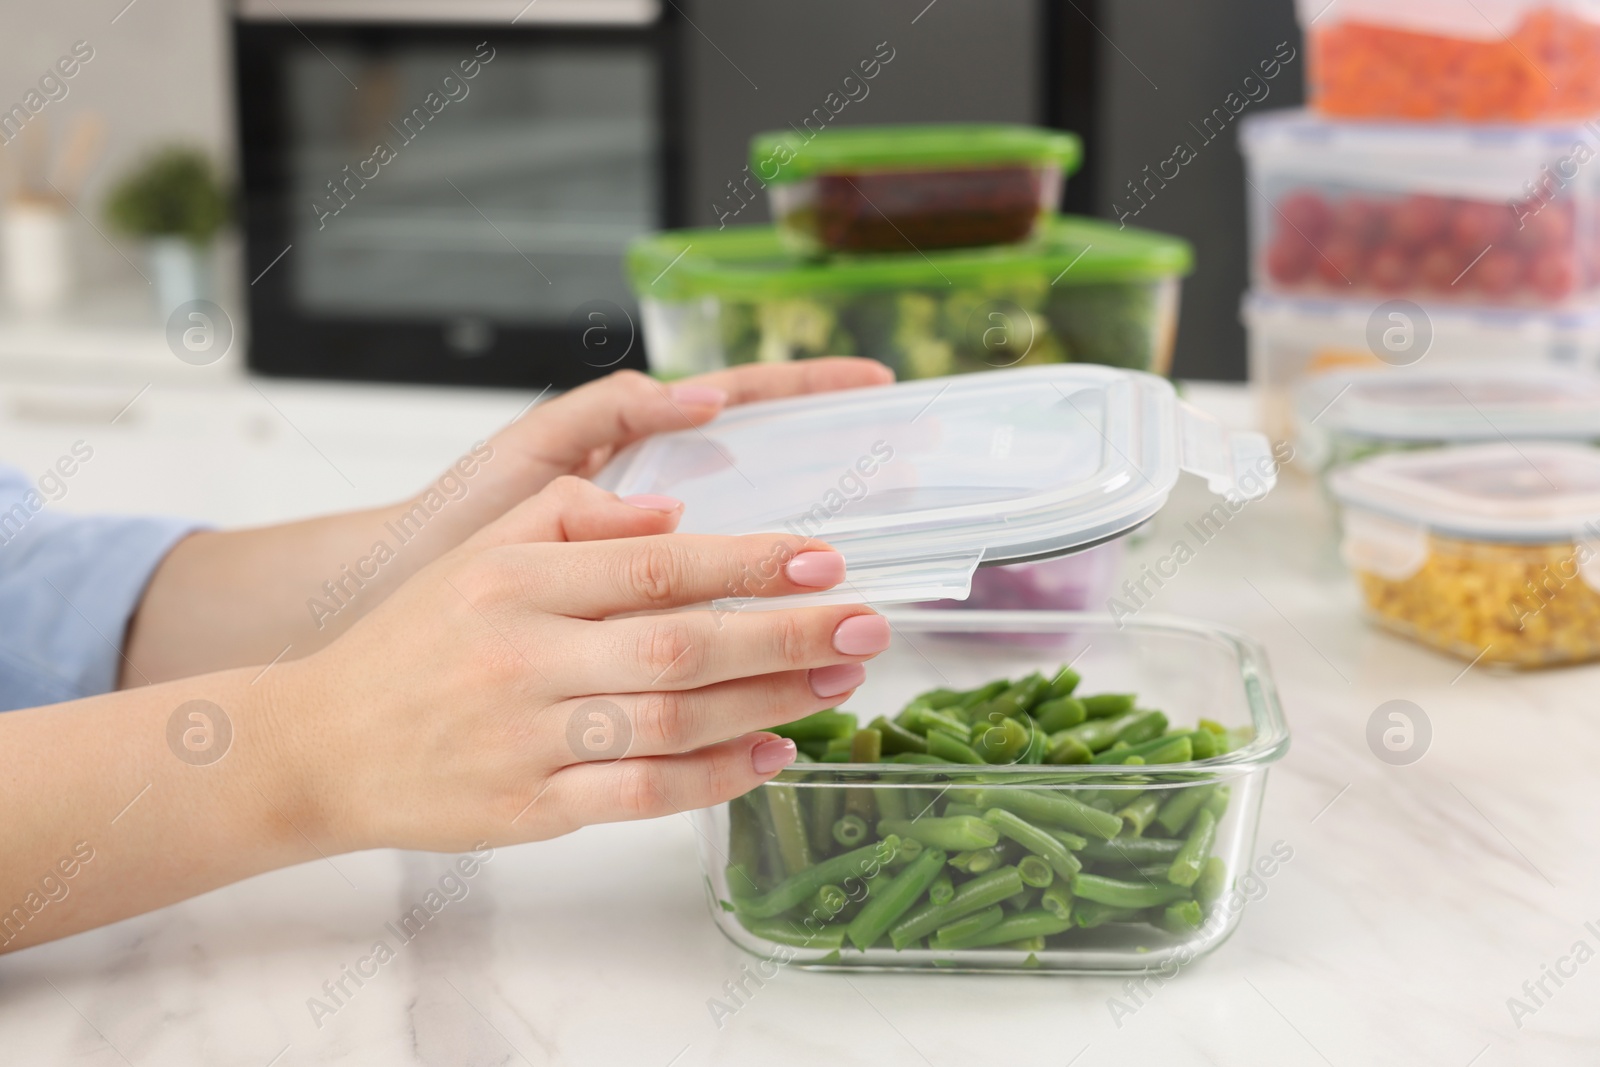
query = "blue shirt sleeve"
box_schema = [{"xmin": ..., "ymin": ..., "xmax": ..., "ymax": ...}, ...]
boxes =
[{"xmin": 0, "ymin": 465, "xmax": 203, "ymax": 711}]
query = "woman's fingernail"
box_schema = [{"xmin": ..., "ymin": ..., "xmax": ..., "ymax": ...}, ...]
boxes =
[
  {"xmin": 809, "ymin": 662, "xmax": 866, "ymax": 698},
  {"xmin": 833, "ymin": 614, "xmax": 891, "ymax": 656},
  {"xmin": 785, "ymin": 550, "xmax": 846, "ymax": 588},
  {"xmin": 752, "ymin": 737, "xmax": 797, "ymax": 774},
  {"xmin": 669, "ymin": 384, "xmax": 728, "ymax": 409},
  {"xmin": 623, "ymin": 494, "xmax": 683, "ymax": 512}
]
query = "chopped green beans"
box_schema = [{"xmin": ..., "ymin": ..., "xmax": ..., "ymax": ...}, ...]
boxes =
[
  {"xmin": 832, "ymin": 814, "xmax": 868, "ymax": 848},
  {"xmin": 878, "ymin": 816, "xmax": 999, "ymax": 852},
  {"xmin": 1071, "ymin": 872, "xmax": 1192, "ymax": 909},
  {"xmin": 846, "ymin": 847, "xmax": 947, "ymax": 950},
  {"xmin": 727, "ymin": 667, "xmax": 1247, "ymax": 957},
  {"xmin": 1167, "ymin": 808, "xmax": 1218, "ymax": 888}
]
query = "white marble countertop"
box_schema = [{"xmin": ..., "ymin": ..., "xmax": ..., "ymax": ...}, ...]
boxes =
[{"xmin": 3, "ymin": 380, "xmax": 1598, "ymax": 1066}]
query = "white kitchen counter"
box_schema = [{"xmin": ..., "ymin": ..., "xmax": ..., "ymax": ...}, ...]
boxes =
[{"xmin": 2, "ymin": 377, "xmax": 1597, "ymax": 1066}]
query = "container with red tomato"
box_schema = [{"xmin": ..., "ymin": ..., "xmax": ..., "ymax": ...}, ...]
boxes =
[{"xmin": 1241, "ymin": 110, "xmax": 1600, "ymax": 309}]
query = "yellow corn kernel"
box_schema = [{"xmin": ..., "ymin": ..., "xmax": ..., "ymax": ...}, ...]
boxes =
[{"xmin": 1354, "ymin": 535, "xmax": 1600, "ymax": 668}]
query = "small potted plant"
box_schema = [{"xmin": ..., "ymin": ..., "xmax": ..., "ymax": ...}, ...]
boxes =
[{"xmin": 105, "ymin": 146, "xmax": 229, "ymax": 315}]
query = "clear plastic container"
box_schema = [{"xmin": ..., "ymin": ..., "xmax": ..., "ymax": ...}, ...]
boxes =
[
  {"xmin": 593, "ymin": 365, "xmax": 1274, "ymax": 607},
  {"xmin": 1242, "ymin": 290, "xmax": 1600, "ymax": 444},
  {"xmin": 1296, "ymin": 367, "xmax": 1600, "ymax": 474},
  {"xmin": 695, "ymin": 610, "xmax": 1290, "ymax": 972},
  {"xmin": 1240, "ymin": 110, "xmax": 1600, "ymax": 309},
  {"xmin": 1297, "ymin": 0, "xmax": 1600, "ymax": 121},
  {"xmin": 627, "ymin": 217, "xmax": 1192, "ymax": 380},
  {"xmin": 1331, "ymin": 442, "xmax": 1600, "ymax": 667},
  {"xmin": 750, "ymin": 124, "xmax": 1081, "ymax": 255}
]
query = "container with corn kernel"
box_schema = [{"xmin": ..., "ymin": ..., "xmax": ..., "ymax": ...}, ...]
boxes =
[{"xmin": 1330, "ymin": 443, "xmax": 1600, "ymax": 668}]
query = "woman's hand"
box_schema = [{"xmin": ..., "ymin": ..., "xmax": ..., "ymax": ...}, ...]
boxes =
[{"xmin": 271, "ymin": 475, "xmax": 888, "ymax": 853}]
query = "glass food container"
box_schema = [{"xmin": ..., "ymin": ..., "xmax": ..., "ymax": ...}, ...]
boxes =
[
  {"xmin": 1240, "ymin": 110, "xmax": 1600, "ymax": 309},
  {"xmin": 592, "ymin": 368, "xmax": 1285, "ymax": 972},
  {"xmin": 696, "ymin": 610, "xmax": 1290, "ymax": 972},
  {"xmin": 1242, "ymin": 290, "xmax": 1600, "ymax": 445},
  {"xmin": 628, "ymin": 217, "xmax": 1192, "ymax": 380},
  {"xmin": 749, "ymin": 124, "xmax": 1081, "ymax": 255},
  {"xmin": 1297, "ymin": 0, "xmax": 1600, "ymax": 121},
  {"xmin": 1296, "ymin": 368, "xmax": 1600, "ymax": 475},
  {"xmin": 1330, "ymin": 442, "xmax": 1600, "ymax": 668}
]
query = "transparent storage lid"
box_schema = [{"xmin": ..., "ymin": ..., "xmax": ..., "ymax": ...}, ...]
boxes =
[
  {"xmin": 1299, "ymin": 369, "xmax": 1600, "ymax": 442},
  {"xmin": 593, "ymin": 366, "xmax": 1276, "ymax": 605},
  {"xmin": 1329, "ymin": 442, "xmax": 1600, "ymax": 543}
]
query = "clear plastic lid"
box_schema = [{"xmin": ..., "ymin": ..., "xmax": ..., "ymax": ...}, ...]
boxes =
[
  {"xmin": 1329, "ymin": 442, "xmax": 1600, "ymax": 543},
  {"xmin": 1299, "ymin": 369, "xmax": 1600, "ymax": 442},
  {"xmin": 593, "ymin": 366, "xmax": 1275, "ymax": 606}
]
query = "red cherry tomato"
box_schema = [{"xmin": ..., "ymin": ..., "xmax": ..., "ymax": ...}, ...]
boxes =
[
  {"xmin": 1390, "ymin": 194, "xmax": 1451, "ymax": 248},
  {"xmin": 1332, "ymin": 197, "xmax": 1386, "ymax": 246},
  {"xmin": 1276, "ymin": 190, "xmax": 1333, "ymax": 244},
  {"xmin": 1472, "ymin": 247, "xmax": 1524, "ymax": 297},
  {"xmin": 1514, "ymin": 200, "xmax": 1575, "ymax": 252},
  {"xmin": 1366, "ymin": 244, "xmax": 1415, "ymax": 292},
  {"xmin": 1529, "ymin": 252, "xmax": 1577, "ymax": 300},
  {"xmin": 1450, "ymin": 201, "xmax": 1515, "ymax": 253},
  {"xmin": 1317, "ymin": 236, "xmax": 1367, "ymax": 286},
  {"xmin": 1265, "ymin": 233, "xmax": 1316, "ymax": 283},
  {"xmin": 1416, "ymin": 246, "xmax": 1463, "ymax": 290}
]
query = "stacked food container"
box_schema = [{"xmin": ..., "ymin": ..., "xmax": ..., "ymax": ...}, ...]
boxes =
[
  {"xmin": 629, "ymin": 125, "xmax": 1193, "ymax": 382},
  {"xmin": 1241, "ymin": 0, "xmax": 1600, "ymax": 444},
  {"xmin": 1242, "ymin": 0, "xmax": 1600, "ymax": 668}
]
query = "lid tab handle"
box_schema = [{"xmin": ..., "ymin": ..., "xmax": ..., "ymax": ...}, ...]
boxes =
[{"xmin": 1178, "ymin": 403, "xmax": 1278, "ymax": 501}]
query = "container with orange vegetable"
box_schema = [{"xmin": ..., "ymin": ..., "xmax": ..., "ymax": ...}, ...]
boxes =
[{"xmin": 1298, "ymin": 0, "xmax": 1600, "ymax": 122}]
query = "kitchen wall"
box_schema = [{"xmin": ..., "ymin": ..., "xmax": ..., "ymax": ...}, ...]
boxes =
[{"xmin": 0, "ymin": 0, "xmax": 232, "ymax": 292}]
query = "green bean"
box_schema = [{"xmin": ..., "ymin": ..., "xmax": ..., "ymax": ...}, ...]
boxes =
[
  {"xmin": 1044, "ymin": 665, "xmax": 1082, "ymax": 700},
  {"xmin": 832, "ymin": 814, "xmax": 868, "ymax": 847},
  {"xmin": 869, "ymin": 716, "xmax": 930, "ymax": 755},
  {"xmin": 796, "ymin": 740, "xmax": 829, "ymax": 761},
  {"xmin": 920, "ymin": 709, "xmax": 974, "ymax": 741},
  {"xmin": 729, "ymin": 795, "xmax": 763, "ymax": 879},
  {"xmin": 1033, "ymin": 696, "xmax": 1087, "ymax": 733},
  {"xmin": 915, "ymin": 687, "xmax": 966, "ymax": 710},
  {"xmin": 770, "ymin": 709, "xmax": 857, "ymax": 742},
  {"xmin": 936, "ymin": 909, "xmax": 1072, "ymax": 949},
  {"xmin": 1160, "ymin": 899, "xmax": 1204, "ymax": 933},
  {"xmin": 894, "ymin": 698, "xmax": 932, "ymax": 729},
  {"xmin": 888, "ymin": 834, "xmax": 924, "ymax": 865},
  {"xmin": 983, "ymin": 807, "xmax": 1082, "ymax": 880},
  {"xmin": 1203, "ymin": 786, "xmax": 1231, "ymax": 820},
  {"xmin": 740, "ymin": 916, "xmax": 848, "ymax": 949},
  {"xmin": 875, "ymin": 786, "xmax": 910, "ymax": 823},
  {"xmin": 1167, "ymin": 808, "xmax": 1217, "ymax": 888},
  {"xmin": 806, "ymin": 785, "xmax": 842, "ymax": 857},
  {"xmin": 888, "ymin": 866, "xmax": 1026, "ymax": 949},
  {"xmin": 1045, "ymin": 827, "xmax": 1091, "ymax": 851},
  {"xmin": 1004, "ymin": 936, "xmax": 1048, "ymax": 953},
  {"xmin": 926, "ymin": 730, "xmax": 984, "ymax": 764},
  {"xmin": 878, "ymin": 816, "xmax": 999, "ymax": 852},
  {"xmin": 809, "ymin": 883, "xmax": 848, "ymax": 917},
  {"xmin": 933, "ymin": 905, "xmax": 1005, "ymax": 946},
  {"xmin": 1044, "ymin": 734, "xmax": 1093, "ymax": 764},
  {"xmin": 1079, "ymin": 835, "xmax": 1183, "ymax": 865},
  {"xmin": 1040, "ymin": 883, "xmax": 1074, "ymax": 920},
  {"xmin": 1187, "ymin": 729, "xmax": 1217, "ymax": 760},
  {"xmin": 1092, "ymin": 734, "xmax": 1192, "ymax": 765},
  {"xmin": 849, "ymin": 728, "xmax": 882, "ymax": 764},
  {"xmin": 950, "ymin": 846, "xmax": 1007, "ymax": 874},
  {"xmin": 1195, "ymin": 856, "xmax": 1229, "ymax": 909},
  {"xmin": 929, "ymin": 872, "xmax": 955, "ymax": 906},
  {"xmin": 1074, "ymin": 899, "xmax": 1141, "ymax": 928},
  {"xmin": 887, "ymin": 752, "xmax": 946, "ymax": 764},
  {"xmin": 961, "ymin": 788, "xmax": 1123, "ymax": 841},
  {"xmin": 1005, "ymin": 887, "xmax": 1042, "ymax": 912},
  {"xmin": 973, "ymin": 716, "xmax": 1031, "ymax": 764},
  {"xmin": 1218, "ymin": 727, "xmax": 1254, "ymax": 754},
  {"xmin": 987, "ymin": 672, "xmax": 1048, "ymax": 719},
  {"xmin": 957, "ymin": 679, "xmax": 1010, "ymax": 710},
  {"xmin": 1113, "ymin": 710, "xmax": 1169, "ymax": 746},
  {"xmin": 1054, "ymin": 710, "xmax": 1146, "ymax": 753},
  {"xmin": 1115, "ymin": 793, "xmax": 1163, "ymax": 837},
  {"xmin": 1071, "ymin": 872, "xmax": 1192, "ymax": 909},
  {"xmin": 736, "ymin": 837, "xmax": 899, "ymax": 919},
  {"xmin": 765, "ymin": 784, "xmax": 814, "ymax": 875},
  {"xmin": 1016, "ymin": 854, "xmax": 1055, "ymax": 888},
  {"xmin": 821, "ymin": 735, "xmax": 855, "ymax": 762},
  {"xmin": 1155, "ymin": 785, "xmax": 1214, "ymax": 836},
  {"xmin": 726, "ymin": 862, "xmax": 761, "ymax": 901},
  {"xmin": 941, "ymin": 802, "xmax": 984, "ymax": 819},
  {"xmin": 845, "ymin": 846, "xmax": 947, "ymax": 950},
  {"xmin": 1080, "ymin": 693, "xmax": 1136, "ymax": 719},
  {"xmin": 1021, "ymin": 722, "xmax": 1048, "ymax": 765}
]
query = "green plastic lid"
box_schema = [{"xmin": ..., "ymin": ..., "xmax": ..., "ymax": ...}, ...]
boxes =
[
  {"xmin": 626, "ymin": 215, "xmax": 1193, "ymax": 302},
  {"xmin": 750, "ymin": 123, "xmax": 1083, "ymax": 184}
]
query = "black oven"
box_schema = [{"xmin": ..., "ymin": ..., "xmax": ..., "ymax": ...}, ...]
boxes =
[{"xmin": 234, "ymin": 0, "xmax": 1088, "ymax": 389}]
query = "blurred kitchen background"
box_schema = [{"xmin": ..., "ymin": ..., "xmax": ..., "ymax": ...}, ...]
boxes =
[{"xmin": 0, "ymin": 0, "xmax": 1298, "ymax": 390}]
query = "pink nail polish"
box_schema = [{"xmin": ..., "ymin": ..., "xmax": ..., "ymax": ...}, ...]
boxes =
[
  {"xmin": 833, "ymin": 614, "xmax": 891, "ymax": 656},
  {"xmin": 809, "ymin": 662, "xmax": 866, "ymax": 698},
  {"xmin": 623, "ymin": 494, "xmax": 683, "ymax": 512},
  {"xmin": 785, "ymin": 550, "xmax": 846, "ymax": 588},
  {"xmin": 669, "ymin": 384, "xmax": 728, "ymax": 408},
  {"xmin": 752, "ymin": 737, "xmax": 797, "ymax": 774}
]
